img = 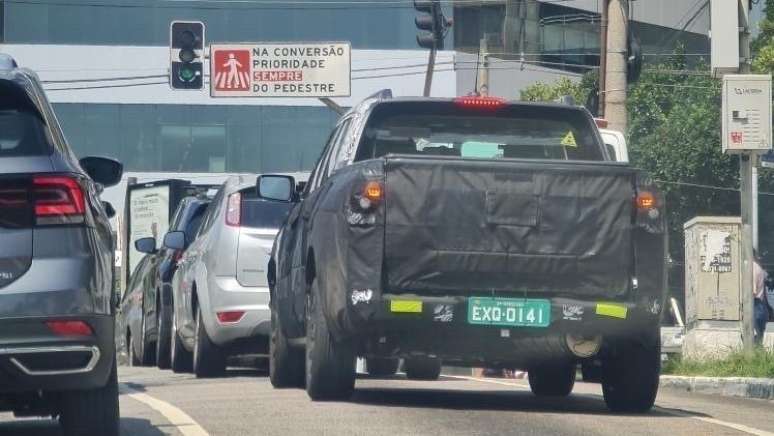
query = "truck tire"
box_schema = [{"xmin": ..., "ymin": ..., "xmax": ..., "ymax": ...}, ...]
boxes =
[
  {"xmin": 193, "ymin": 307, "xmax": 226, "ymax": 378},
  {"xmin": 270, "ymin": 309, "xmax": 305, "ymax": 388},
  {"xmin": 170, "ymin": 310, "xmax": 192, "ymax": 373},
  {"xmin": 601, "ymin": 337, "xmax": 660, "ymax": 413},
  {"xmin": 528, "ymin": 363, "xmax": 575, "ymax": 397},
  {"xmin": 581, "ymin": 361, "xmax": 602, "ymax": 383},
  {"xmin": 59, "ymin": 358, "xmax": 120, "ymax": 436},
  {"xmin": 404, "ymin": 357, "xmax": 442, "ymax": 380},
  {"xmin": 305, "ymin": 279, "xmax": 356, "ymax": 401},
  {"xmin": 366, "ymin": 358, "xmax": 400, "ymax": 377},
  {"xmin": 156, "ymin": 296, "xmax": 172, "ymax": 369}
]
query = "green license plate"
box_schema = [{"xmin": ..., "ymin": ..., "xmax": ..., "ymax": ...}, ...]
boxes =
[{"xmin": 467, "ymin": 297, "xmax": 551, "ymax": 328}]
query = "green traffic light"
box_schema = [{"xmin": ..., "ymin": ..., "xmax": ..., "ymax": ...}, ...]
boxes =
[{"xmin": 179, "ymin": 67, "xmax": 196, "ymax": 82}]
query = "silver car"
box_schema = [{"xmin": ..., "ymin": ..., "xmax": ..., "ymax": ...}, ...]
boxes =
[{"xmin": 167, "ymin": 176, "xmax": 292, "ymax": 377}]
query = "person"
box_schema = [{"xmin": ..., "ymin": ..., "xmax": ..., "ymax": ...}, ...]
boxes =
[{"xmin": 753, "ymin": 251, "xmax": 769, "ymax": 346}]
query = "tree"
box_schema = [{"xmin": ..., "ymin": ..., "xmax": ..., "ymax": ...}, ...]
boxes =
[{"xmin": 752, "ymin": 0, "xmax": 774, "ymax": 73}]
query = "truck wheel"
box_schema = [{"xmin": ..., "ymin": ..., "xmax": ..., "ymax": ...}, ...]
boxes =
[
  {"xmin": 528, "ymin": 363, "xmax": 575, "ymax": 397},
  {"xmin": 305, "ymin": 279, "xmax": 356, "ymax": 401},
  {"xmin": 601, "ymin": 337, "xmax": 660, "ymax": 413},
  {"xmin": 193, "ymin": 307, "xmax": 226, "ymax": 378},
  {"xmin": 366, "ymin": 358, "xmax": 400, "ymax": 377},
  {"xmin": 270, "ymin": 308, "xmax": 305, "ymax": 388},
  {"xmin": 404, "ymin": 357, "xmax": 442, "ymax": 380},
  {"xmin": 156, "ymin": 297, "xmax": 172, "ymax": 369},
  {"xmin": 170, "ymin": 309, "xmax": 192, "ymax": 373},
  {"xmin": 59, "ymin": 358, "xmax": 120, "ymax": 436}
]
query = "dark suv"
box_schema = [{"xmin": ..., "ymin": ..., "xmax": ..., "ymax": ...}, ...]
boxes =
[{"xmin": 0, "ymin": 54, "xmax": 123, "ymax": 434}]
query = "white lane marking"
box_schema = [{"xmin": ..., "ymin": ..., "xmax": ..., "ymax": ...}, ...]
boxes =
[
  {"xmin": 455, "ymin": 375, "xmax": 774, "ymax": 436},
  {"xmin": 121, "ymin": 385, "xmax": 209, "ymax": 436}
]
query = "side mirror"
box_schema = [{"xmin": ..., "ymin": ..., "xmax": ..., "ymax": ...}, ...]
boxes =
[
  {"xmin": 102, "ymin": 201, "xmax": 116, "ymax": 219},
  {"xmin": 163, "ymin": 231, "xmax": 186, "ymax": 251},
  {"xmin": 256, "ymin": 175, "xmax": 296, "ymax": 202},
  {"xmin": 134, "ymin": 237, "xmax": 156, "ymax": 254},
  {"xmin": 79, "ymin": 156, "xmax": 123, "ymax": 187}
]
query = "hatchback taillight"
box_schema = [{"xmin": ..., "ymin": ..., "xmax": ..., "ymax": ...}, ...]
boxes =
[
  {"xmin": 33, "ymin": 176, "xmax": 85, "ymax": 225},
  {"xmin": 225, "ymin": 192, "xmax": 241, "ymax": 227}
]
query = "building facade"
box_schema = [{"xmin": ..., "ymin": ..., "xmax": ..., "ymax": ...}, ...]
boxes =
[{"xmin": 1, "ymin": 0, "xmax": 710, "ymax": 175}]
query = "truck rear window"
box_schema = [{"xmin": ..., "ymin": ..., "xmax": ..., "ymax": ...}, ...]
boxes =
[{"xmin": 355, "ymin": 101, "xmax": 604, "ymax": 162}]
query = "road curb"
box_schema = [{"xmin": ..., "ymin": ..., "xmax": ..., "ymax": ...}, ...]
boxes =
[{"xmin": 660, "ymin": 375, "xmax": 774, "ymax": 401}]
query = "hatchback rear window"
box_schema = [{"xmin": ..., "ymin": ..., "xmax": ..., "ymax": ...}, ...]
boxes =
[
  {"xmin": 241, "ymin": 198, "xmax": 292, "ymax": 229},
  {"xmin": 355, "ymin": 101, "xmax": 604, "ymax": 162}
]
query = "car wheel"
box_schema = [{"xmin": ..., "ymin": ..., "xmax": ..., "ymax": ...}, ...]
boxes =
[
  {"xmin": 156, "ymin": 296, "xmax": 172, "ymax": 370},
  {"xmin": 128, "ymin": 332, "xmax": 140, "ymax": 367},
  {"xmin": 59, "ymin": 357, "xmax": 120, "ymax": 436},
  {"xmin": 305, "ymin": 278, "xmax": 356, "ymax": 401},
  {"xmin": 193, "ymin": 306, "xmax": 226, "ymax": 378},
  {"xmin": 404, "ymin": 357, "xmax": 442, "ymax": 381},
  {"xmin": 366, "ymin": 358, "xmax": 400, "ymax": 378},
  {"xmin": 601, "ymin": 336, "xmax": 660, "ymax": 413},
  {"xmin": 139, "ymin": 314, "xmax": 155, "ymax": 366},
  {"xmin": 269, "ymin": 308, "xmax": 305, "ymax": 388},
  {"xmin": 528, "ymin": 362, "xmax": 576, "ymax": 397},
  {"xmin": 170, "ymin": 309, "xmax": 193, "ymax": 373}
]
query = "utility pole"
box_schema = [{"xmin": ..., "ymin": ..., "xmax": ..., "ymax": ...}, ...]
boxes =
[
  {"xmin": 477, "ymin": 38, "xmax": 490, "ymax": 96},
  {"xmin": 424, "ymin": 50, "xmax": 436, "ymax": 97},
  {"xmin": 738, "ymin": 0, "xmax": 755, "ymax": 352},
  {"xmin": 603, "ymin": 0, "xmax": 628, "ymax": 132},
  {"xmin": 599, "ymin": 0, "xmax": 609, "ymax": 116}
]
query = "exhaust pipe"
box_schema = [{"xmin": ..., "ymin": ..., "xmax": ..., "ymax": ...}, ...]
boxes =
[{"xmin": 565, "ymin": 334, "xmax": 602, "ymax": 358}]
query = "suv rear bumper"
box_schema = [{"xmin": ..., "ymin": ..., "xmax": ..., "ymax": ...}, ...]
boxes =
[{"xmin": 0, "ymin": 315, "xmax": 115, "ymax": 394}]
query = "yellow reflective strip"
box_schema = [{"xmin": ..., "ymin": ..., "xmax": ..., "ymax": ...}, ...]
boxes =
[
  {"xmin": 390, "ymin": 300, "xmax": 423, "ymax": 313},
  {"xmin": 596, "ymin": 302, "xmax": 627, "ymax": 319}
]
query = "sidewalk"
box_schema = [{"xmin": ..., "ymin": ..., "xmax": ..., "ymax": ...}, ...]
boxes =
[{"xmin": 660, "ymin": 375, "xmax": 774, "ymax": 401}]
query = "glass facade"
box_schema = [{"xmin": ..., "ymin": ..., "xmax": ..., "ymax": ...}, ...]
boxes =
[
  {"xmin": 4, "ymin": 0, "xmax": 418, "ymax": 49},
  {"xmin": 453, "ymin": 2, "xmax": 709, "ymax": 72},
  {"xmin": 53, "ymin": 103, "xmax": 338, "ymax": 173}
]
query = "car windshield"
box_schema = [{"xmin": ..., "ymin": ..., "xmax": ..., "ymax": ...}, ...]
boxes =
[{"xmin": 355, "ymin": 102, "xmax": 604, "ymax": 162}]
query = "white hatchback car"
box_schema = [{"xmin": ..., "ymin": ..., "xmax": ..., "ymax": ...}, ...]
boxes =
[{"xmin": 167, "ymin": 175, "xmax": 292, "ymax": 377}]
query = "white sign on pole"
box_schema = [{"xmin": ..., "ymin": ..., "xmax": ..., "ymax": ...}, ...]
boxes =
[
  {"xmin": 210, "ymin": 42, "xmax": 351, "ymax": 98},
  {"xmin": 721, "ymin": 74, "xmax": 773, "ymax": 154}
]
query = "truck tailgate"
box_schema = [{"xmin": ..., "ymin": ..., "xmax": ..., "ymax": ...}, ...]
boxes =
[{"xmin": 383, "ymin": 156, "xmax": 636, "ymax": 298}]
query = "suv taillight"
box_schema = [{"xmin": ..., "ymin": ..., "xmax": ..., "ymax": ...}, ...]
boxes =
[
  {"xmin": 225, "ymin": 192, "xmax": 241, "ymax": 227},
  {"xmin": 33, "ymin": 175, "xmax": 85, "ymax": 225}
]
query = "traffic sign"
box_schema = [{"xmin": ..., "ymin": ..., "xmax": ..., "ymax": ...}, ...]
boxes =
[{"xmin": 210, "ymin": 42, "xmax": 351, "ymax": 98}]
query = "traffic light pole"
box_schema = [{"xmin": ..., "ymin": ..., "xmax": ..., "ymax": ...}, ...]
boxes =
[{"xmin": 423, "ymin": 48, "xmax": 436, "ymax": 97}]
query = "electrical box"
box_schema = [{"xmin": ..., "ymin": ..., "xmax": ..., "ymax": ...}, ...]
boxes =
[
  {"xmin": 684, "ymin": 217, "xmax": 741, "ymax": 324},
  {"xmin": 711, "ymin": 0, "xmax": 740, "ymax": 77},
  {"xmin": 722, "ymin": 74, "xmax": 772, "ymax": 154}
]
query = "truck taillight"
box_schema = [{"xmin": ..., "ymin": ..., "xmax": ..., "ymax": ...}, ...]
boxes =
[
  {"xmin": 453, "ymin": 96, "xmax": 506, "ymax": 110},
  {"xmin": 33, "ymin": 175, "xmax": 85, "ymax": 225},
  {"xmin": 355, "ymin": 180, "xmax": 383, "ymax": 211},
  {"xmin": 225, "ymin": 192, "xmax": 241, "ymax": 227},
  {"xmin": 634, "ymin": 179, "xmax": 664, "ymax": 233}
]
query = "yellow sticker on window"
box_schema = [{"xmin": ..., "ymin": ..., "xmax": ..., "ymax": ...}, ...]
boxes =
[
  {"xmin": 390, "ymin": 300, "xmax": 423, "ymax": 313},
  {"xmin": 596, "ymin": 302, "xmax": 628, "ymax": 319},
  {"xmin": 560, "ymin": 131, "xmax": 577, "ymax": 147}
]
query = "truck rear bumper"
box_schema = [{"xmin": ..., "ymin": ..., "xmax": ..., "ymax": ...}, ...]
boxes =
[
  {"xmin": 0, "ymin": 315, "xmax": 115, "ymax": 394},
  {"xmin": 352, "ymin": 294, "xmax": 661, "ymax": 368}
]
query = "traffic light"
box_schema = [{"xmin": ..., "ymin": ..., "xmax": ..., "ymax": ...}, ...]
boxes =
[
  {"xmin": 414, "ymin": 0, "xmax": 451, "ymax": 50},
  {"xmin": 170, "ymin": 21, "xmax": 205, "ymax": 90}
]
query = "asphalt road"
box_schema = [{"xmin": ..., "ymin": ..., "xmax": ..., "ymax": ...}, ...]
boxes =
[{"xmin": 2, "ymin": 366, "xmax": 774, "ymax": 436}]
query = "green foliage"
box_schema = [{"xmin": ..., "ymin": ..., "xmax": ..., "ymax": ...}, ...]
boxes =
[
  {"xmin": 662, "ymin": 349, "xmax": 774, "ymax": 378},
  {"xmin": 753, "ymin": 0, "xmax": 774, "ymax": 73},
  {"xmin": 519, "ymin": 76, "xmax": 592, "ymax": 105}
]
